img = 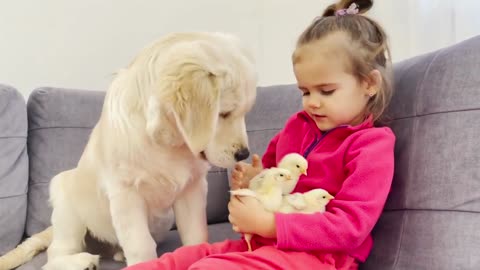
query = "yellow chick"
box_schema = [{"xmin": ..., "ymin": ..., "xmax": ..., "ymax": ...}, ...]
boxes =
[
  {"xmin": 277, "ymin": 153, "xmax": 308, "ymax": 195},
  {"xmin": 229, "ymin": 167, "xmax": 292, "ymax": 251},
  {"xmin": 279, "ymin": 188, "xmax": 334, "ymax": 214},
  {"xmin": 230, "ymin": 167, "xmax": 292, "ymax": 210},
  {"xmin": 248, "ymin": 153, "xmax": 307, "ymax": 195}
]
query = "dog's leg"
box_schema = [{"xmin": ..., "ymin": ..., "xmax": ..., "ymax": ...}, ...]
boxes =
[
  {"xmin": 45, "ymin": 200, "xmax": 101, "ymax": 270},
  {"xmin": 47, "ymin": 195, "xmax": 87, "ymax": 261},
  {"xmin": 109, "ymin": 186, "xmax": 157, "ymax": 266},
  {"xmin": 44, "ymin": 171, "xmax": 100, "ymax": 270},
  {"xmin": 173, "ymin": 176, "xmax": 208, "ymax": 246}
]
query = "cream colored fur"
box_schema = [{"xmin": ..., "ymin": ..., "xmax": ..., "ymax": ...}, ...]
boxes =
[{"xmin": 0, "ymin": 32, "xmax": 257, "ymax": 270}]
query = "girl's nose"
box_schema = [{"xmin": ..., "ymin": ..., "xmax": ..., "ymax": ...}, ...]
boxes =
[{"xmin": 307, "ymin": 92, "xmax": 321, "ymax": 108}]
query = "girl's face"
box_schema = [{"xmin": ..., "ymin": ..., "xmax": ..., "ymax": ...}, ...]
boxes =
[{"xmin": 293, "ymin": 33, "xmax": 376, "ymax": 131}]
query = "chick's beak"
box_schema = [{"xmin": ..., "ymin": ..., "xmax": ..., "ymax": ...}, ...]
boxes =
[
  {"xmin": 327, "ymin": 194, "xmax": 335, "ymax": 200},
  {"xmin": 302, "ymin": 168, "xmax": 307, "ymax": 176},
  {"xmin": 286, "ymin": 175, "xmax": 292, "ymax": 180}
]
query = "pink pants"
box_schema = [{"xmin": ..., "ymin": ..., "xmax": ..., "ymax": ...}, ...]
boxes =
[{"xmin": 122, "ymin": 239, "xmax": 358, "ymax": 270}]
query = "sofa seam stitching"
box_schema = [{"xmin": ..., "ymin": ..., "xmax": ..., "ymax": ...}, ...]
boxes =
[
  {"xmin": 0, "ymin": 136, "xmax": 27, "ymax": 139},
  {"xmin": 28, "ymin": 126, "xmax": 94, "ymax": 131},
  {"xmin": 0, "ymin": 193, "xmax": 27, "ymax": 199}
]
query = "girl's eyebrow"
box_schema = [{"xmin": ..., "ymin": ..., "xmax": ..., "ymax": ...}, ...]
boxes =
[
  {"xmin": 314, "ymin": 83, "xmax": 338, "ymax": 88},
  {"xmin": 298, "ymin": 83, "xmax": 337, "ymax": 90}
]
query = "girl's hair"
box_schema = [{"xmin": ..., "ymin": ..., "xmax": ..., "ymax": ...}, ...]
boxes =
[{"xmin": 294, "ymin": 0, "xmax": 393, "ymax": 123}]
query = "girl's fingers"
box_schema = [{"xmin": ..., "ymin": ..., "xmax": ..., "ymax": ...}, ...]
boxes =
[
  {"xmin": 251, "ymin": 154, "xmax": 262, "ymax": 168},
  {"xmin": 231, "ymin": 170, "xmax": 242, "ymax": 179},
  {"xmin": 234, "ymin": 163, "xmax": 246, "ymax": 172}
]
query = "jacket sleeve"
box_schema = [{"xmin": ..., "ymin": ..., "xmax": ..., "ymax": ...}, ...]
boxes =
[{"xmin": 274, "ymin": 128, "xmax": 396, "ymax": 252}]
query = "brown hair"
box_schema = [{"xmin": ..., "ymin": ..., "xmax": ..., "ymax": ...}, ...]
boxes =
[{"xmin": 294, "ymin": 0, "xmax": 393, "ymax": 123}]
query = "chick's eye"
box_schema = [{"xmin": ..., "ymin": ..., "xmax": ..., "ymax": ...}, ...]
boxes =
[
  {"xmin": 296, "ymin": 165, "xmax": 300, "ymax": 168},
  {"xmin": 322, "ymin": 196, "xmax": 326, "ymax": 199},
  {"xmin": 280, "ymin": 174, "xmax": 284, "ymax": 177}
]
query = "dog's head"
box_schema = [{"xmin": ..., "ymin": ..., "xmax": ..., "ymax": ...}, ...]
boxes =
[{"xmin": 136, "ymin": 32, "xmax": 257, "ymax": 168}]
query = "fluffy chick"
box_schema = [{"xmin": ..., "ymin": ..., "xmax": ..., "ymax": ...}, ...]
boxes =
[
  {"xmin": 277, "ymin": 153, "xmax": 308, "ymax": 194},
  {"xmin": 230, "ymin": 167, "xmax": 292, "ymax": 211},
  {"xmin": 249, "ymin": 153, "xmax": 307, "ymax": 195},
  {"xmin": 229, "ymin": 167, "xmax": 292, "ymax": 251},
  {"xmin": 279, "ymin": 188, "xmax": 334, "ymax": 214}
]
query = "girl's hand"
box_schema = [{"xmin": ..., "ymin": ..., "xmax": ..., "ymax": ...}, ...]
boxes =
[
  {"xmin": 231, "ymin": 154, "xmax": 263, "ymax": 190},
  {"xmin": 228, "ymin": 195, "xmax": 276, "ymax": 239}
]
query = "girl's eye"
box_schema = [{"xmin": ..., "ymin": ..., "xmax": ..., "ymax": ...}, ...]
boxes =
[
  {"xmin": 302, "ymin": 91, "xmax": 310, "ymax": 96},
  {"xmin": 320, "ymin": 89, "xmax": 336, "ymax": 95}
]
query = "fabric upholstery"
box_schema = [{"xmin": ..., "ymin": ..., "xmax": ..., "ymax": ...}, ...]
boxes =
[{"xmin": 0, "ymin": 84, "xmax": 28, "ymax": 255}]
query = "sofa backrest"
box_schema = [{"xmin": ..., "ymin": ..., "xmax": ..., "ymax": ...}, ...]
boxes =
[
  {"xmin": 0, "ymin": 84, "xmax": 28, "ymax": 255},
  {"xmin": 362, "ymin": 35, "xmax": 480, "ymax": 269},
  {"xmin": 25, "ymin": 88, "xmax": 104, "ymax": 236}
]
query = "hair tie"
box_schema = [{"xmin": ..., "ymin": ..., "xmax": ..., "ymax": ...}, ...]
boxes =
[{"xmin": 335, "ymin": 3, "xmax": 359, "ymax": 16}]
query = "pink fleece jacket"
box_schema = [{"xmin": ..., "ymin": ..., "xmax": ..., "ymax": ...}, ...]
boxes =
[{"xmin": 259, "ymin": 111, "xmax": 395, "ymax": 262}]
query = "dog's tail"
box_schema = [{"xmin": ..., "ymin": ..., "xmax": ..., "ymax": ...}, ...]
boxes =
[{"xmin": 0, "ymin": 226, "xmax": 52, "ymax": 270}]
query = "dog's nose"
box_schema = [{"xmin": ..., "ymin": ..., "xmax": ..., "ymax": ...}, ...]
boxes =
[{"xmin": 234, "ymin": 148, "xmax": 250, "ymax": 162}]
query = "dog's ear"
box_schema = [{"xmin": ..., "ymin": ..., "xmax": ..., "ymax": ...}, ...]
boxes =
[
  {"xmin": 169, "ymin": 70, "xmax": 220, "ymax": 155},
  {"xmin": 147, "ymin": 41, "xmax": 228, "ymax": 155}
]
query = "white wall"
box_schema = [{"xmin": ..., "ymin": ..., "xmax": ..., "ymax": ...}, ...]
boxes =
[{"xmin": 1, "ymin": 0, "xmax": 479, "ymax": 97}]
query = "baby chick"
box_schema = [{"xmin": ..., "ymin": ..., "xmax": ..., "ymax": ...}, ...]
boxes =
[
  {"xmin": 249, "ymin": 153, "xmax": 307, "ymax": 195},
  {"xmin": 279, "ymin": 188, "xmax": 334, "ymax": 214},
  {"xmin": 230, "ymin": 167, "xmax": 292, "ymax": 210},
  {"xmin": 277, "ymin": 153, "xmax": 308, "ymax": 194},
  {"xmin": 230, "ymin": 167, "xmax": 292, "ymax": 251}
]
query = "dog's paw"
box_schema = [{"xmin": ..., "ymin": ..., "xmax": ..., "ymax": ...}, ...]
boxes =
[
  {"xmin": 82, "ymin": 262, "xmax": 97, "ymax": 270},
  {"xmin": 73, "ymin": 253, "xmax": 100, "ymax": 270},
  {"xmin": 43, "ymin": 253, "xmax": 100, "ymax": 270}
]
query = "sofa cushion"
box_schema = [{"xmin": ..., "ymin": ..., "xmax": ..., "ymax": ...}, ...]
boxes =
[
  {"xmin": 0, "ymin": 84, "xmax": 29, "ymax": 255},
  {"xmin": 363, "ymin": 35, "xmax": 480, "ymax": 269},
  {"xmin": 25, "ymin": 87, "xmax": 231, "ymax": 236}
]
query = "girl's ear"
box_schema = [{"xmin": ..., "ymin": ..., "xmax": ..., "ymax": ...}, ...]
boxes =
[{"xmin": 364, "ymin": 69, "xmax": 382, "ymax": 96}]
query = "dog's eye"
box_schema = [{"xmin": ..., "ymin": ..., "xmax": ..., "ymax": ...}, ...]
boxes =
[{"xmin": 219, "ymin": 112, "xmax": 231, "ymax": 118}]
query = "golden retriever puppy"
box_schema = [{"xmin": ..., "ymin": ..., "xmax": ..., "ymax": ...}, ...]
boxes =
[{"xmin": 0, "ymin": 32, "xmax": 257, "ymax": 270}]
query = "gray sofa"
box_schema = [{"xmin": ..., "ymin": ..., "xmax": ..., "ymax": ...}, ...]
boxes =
[{"xmin": 1, "ymin": 35, "xmax": 479, "ymax": 270}]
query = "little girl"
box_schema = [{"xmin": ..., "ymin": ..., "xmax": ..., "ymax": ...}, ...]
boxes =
[{"xmin": 124, "ymin": 0, "xmax": 395, "ymax": 269}]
